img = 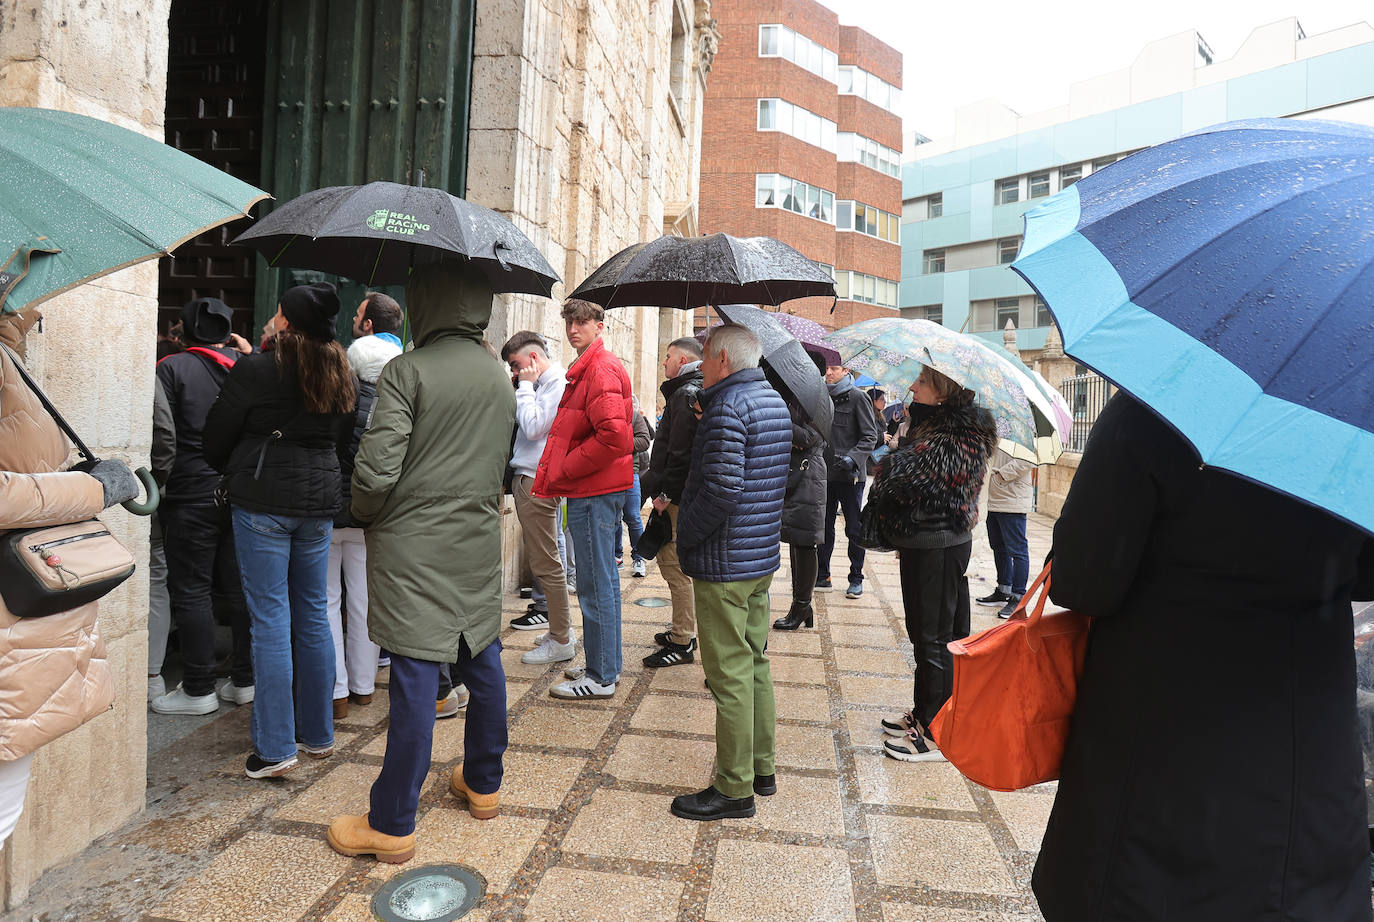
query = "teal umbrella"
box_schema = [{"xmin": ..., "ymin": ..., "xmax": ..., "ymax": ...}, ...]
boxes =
[
  {"xmin": 824, "ymin": 317, "xmax": 1065, "ymax": 464},
  {"xmin": 0, "ymin": 107, "xmax": 269, "ymax": 314}
]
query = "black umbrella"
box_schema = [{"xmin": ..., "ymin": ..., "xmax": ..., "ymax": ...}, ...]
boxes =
[
  {"xmin": 233, "ymin": 181, "xmax": 559, "ymax": 295},
  {"xmin": 569, "ymin": 233, "xmax": 835, "ymax": 308},
  {"xmin": 701, "ymin": 304, "xmax": 833, "ymax": 435}
]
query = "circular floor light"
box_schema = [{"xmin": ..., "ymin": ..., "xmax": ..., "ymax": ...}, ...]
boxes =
[
  {"xmin": 634, "ymin": 597, "xmax": 672, "ymax": 608},
  {"xmin": 371, "ymin": 864, "xmax": 486, "ymax": 922}
]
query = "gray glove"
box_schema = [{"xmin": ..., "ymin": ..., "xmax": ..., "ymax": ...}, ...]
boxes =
[{"xmin": 85, "ymin": 460, "xmax": 140, "ymax": 509}]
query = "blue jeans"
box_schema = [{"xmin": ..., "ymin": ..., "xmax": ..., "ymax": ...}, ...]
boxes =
[
  {"xmin": 231, "ymin": 507, "xmax": 335, "ymax": 763},
  {"xmin": 371, "ymin": 643, "xmax": 508, "ymax": 836},
  {"xmin": 820, "ymin": 479, "xmax": 866, "ymax": 584},
  {"xmin": 617, "ymin": 473, "xmax": 645, "ymax": 562},
  {"xmin": 985, "ymin": 512, "xmax": 1030, "ymax": 595},
  {"xmin": 567, "ymin": 492, "xmax": 626, "ymax": 686}
]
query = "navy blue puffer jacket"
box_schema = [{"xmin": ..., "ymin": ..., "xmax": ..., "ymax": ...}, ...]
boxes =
[{"xmin": 678, "ymin": 368, "xmax": 791, "ymax": 583}]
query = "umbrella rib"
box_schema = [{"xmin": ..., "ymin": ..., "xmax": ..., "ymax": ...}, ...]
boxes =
[{"xmin": 368, "ymin": 240, "xmax": 386, "ymax": 286}]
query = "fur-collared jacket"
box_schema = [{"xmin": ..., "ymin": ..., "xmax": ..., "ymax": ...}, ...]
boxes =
[{"xmin": 860, "ymin": 402, "xmax": 997, "ymax": 551}]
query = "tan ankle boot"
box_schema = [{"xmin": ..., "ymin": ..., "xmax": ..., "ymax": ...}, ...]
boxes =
[
  {"xmin": 449, "ymin": 763, "xmax": 499, "ymax": 819},
  {"xmin": 325, "ymin": 814, "xmax": 415, "ymax": 864}
]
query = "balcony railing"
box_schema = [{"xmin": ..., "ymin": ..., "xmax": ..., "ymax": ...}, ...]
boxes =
[{"xmin": 1059, "ymin": 372, "xmax": 1114, "ymax": 452}]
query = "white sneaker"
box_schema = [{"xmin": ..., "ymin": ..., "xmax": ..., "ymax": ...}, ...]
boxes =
[
  {"xmin": 147, "ymin": 675, "xmax": 166, "ymax": 701},
  {"xmin": 632, "ymin": 559, "xmax": 647, "ymax": 578},
  {"xmin": 217, "ymin": 680, "xmax": 255, "ymax": 705},
  {"xmin": 150, "ymin": 685, "xmax": 219, "ymax": 716},
  {"xmin": 521, "ymin": 631, "xmax": 577, "ymax": 665},
  {"xmin": 549, "ymin": 675, "xmax": 616, "ymax": 699},
  {"xmin": 436, "ymin": 686, "xmax": 470, "ymax": 719}
]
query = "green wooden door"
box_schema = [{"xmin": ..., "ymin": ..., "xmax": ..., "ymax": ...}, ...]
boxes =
[{"xmin": 257, "ymin": 0, "xmax": 475, "ymax": 337}]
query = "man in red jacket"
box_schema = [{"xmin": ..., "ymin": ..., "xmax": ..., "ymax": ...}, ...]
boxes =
[{"xmin": 534, "ymin": 299, "xmax": 634, "ymax": 698}]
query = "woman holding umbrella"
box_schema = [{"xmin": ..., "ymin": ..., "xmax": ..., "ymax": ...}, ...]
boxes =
[{"xmin": 862, "ymin": 366, "xmax": 997, "ymax": 762}]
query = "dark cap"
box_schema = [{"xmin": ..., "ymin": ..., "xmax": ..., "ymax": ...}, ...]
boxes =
[
  {"xmin": 179, "ymin": 297, "xmax": 233, "ymax": 345},
  {"xmin": 280, "ymin": 282, "xmax": 340, "ymax": 341}
]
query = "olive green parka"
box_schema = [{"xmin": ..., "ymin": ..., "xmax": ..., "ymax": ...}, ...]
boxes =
[{"xmin": 351, "ymin": 262, "xmax": 516, "ymax": 661}]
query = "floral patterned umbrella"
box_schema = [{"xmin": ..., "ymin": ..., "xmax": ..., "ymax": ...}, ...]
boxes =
[
  {"xmin": 824, "ymin": 317, "xmax": 1064, "ymax": 464},
  {"xmin": 771, "ymin": 311, "xmax": 841, "ymax": 366}
]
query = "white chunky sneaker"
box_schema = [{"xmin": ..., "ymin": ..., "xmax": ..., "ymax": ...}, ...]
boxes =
[{"xmin": 521, "ymin": 631, "xmax": 577, "ymax": 665}]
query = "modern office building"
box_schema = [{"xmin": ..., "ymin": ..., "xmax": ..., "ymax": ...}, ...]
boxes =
[
  {"xmin": 698, "ymin": 0, "xmax": 902, "ymax": 331},
  {"xmin": 900, "ymin": 17, "xmax": 1374, "ymax": 352}
]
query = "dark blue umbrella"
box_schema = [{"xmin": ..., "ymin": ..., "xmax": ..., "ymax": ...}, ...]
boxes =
[{"xmin": 1012, "ymin": 118, "xmax": 1374, "ymax": 534}]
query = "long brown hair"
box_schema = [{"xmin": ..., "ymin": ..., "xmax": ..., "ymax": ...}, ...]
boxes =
[{"xmin": 274, "ymin": 329, "xmax": 357, "ymax": 414}]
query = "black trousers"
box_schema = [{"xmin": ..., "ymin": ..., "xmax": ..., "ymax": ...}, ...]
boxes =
[
  {"xmin": 819, "ymin": 479, "xmax": 865, "ymax": 584},
  {"xmin": 161, "ymin": 501, "xmax": 253, "ymax": 695},
  {"xmin": 898, "ymin": 540, "xmax": 972, "ymax": 730}
]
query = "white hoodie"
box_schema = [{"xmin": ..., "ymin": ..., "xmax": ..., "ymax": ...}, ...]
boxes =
[
  {"xmin": 511, "ymin": 362, "xmax": 567, "ymax": 478},
  {"xmin": 346, "ymin": 333, "xmax": 403, "ymax": 384}
]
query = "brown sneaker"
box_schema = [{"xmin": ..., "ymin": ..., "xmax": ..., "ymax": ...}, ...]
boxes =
[
  {"xmin": 325, "ymin": 813, "xmax": 415, "ymax": 864},
  {"xmin": 333, "ymin": 697, "xmax": 349, "ymax": 720},
  {"xmin": 449, "ymin": 762, "xmax": 499, "ymax": 820}
]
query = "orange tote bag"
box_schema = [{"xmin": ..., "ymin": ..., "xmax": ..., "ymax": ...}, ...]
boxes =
[{"xmin": 929, "ymin": 562, "xmax": 1090, "ymax": 792}]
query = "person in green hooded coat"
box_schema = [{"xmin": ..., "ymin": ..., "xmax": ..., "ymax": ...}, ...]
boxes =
[{"xmin": 326, "ymin": 259, "xmax": 516, "ymax": 864}]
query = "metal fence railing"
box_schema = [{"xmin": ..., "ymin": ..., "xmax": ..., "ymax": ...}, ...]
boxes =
[{"xmin": 1059, "ymin": 372, "xmax": 1114, "ymax": 452}]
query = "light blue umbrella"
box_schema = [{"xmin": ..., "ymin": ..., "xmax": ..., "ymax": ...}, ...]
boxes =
[{"xmin": 1012, "ymin": 118, "xmax": 1374, "ymax": 534}]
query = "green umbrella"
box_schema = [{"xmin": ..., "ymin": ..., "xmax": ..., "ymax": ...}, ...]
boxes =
[{"xmin": 0, "ymin": 107, "xmax": 269, "ymax": 314}]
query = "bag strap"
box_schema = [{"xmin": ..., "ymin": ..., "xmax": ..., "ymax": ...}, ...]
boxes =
[
  {"xmin": 251, "ymin": 411, "xmax": 307, "ymax": 480},
  {"xmin": 1007, "ymin": 561, "xmax": 1053, "ymax": 651}
]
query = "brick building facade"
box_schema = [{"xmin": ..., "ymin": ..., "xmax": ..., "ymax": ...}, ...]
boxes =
[{"xmin": 697, "ymin": 0, "xmax": 901, "ymax": 331}]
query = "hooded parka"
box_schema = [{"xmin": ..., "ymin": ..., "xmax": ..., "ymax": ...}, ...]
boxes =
[
  {"xmin": 350, "ymin": 263, "xmax": 515, "ymax": 662},
  {"xmin": 1034, "ymin": 394, "xmax": 1374, "ymax": 922},
  {"xmin": 0, "ymin": 315, "xmax": 114, "ymax": 761},
  {"xmin": 780, "ymin": 402, "xmax": 828, "ymax": 546}
]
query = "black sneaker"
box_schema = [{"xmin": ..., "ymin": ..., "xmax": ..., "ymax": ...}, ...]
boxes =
[
  {"xmin": 881, "ymin": 710, "xmax": 913, "ymax": 737},
  {"xmin": 245, "ymin": 752, "xmax": 298, "ymax": 779},
  {"xmin": 976, "ymin": 589, "xmax": 1011, "ymax": 607},
  {"xmin": 997, "ymin": 594, "xmax": 1024, "ymax": 620},
  {"xmin": 814, "ymin": 577, "xmax": 833, "ymax": 592},
  {"xmin": 883, "ymin": 726, "xmax": 947, "ymax": 763},
  {"xmin": 643, "ymin": 637, "xmax": 697, "ymax": 667},
  {"xmin": 509, "ymin": 608, "xmax": 550, "ymax": 630}
]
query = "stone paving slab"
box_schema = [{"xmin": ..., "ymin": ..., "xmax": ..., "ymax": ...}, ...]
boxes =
[{"xmin": 7, "ymin": 517, "xmax": 1055, "ymax": 922}]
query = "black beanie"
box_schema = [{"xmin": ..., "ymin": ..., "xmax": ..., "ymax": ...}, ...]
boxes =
[
  {"xmin": 280, "ymin": 282, "xmax": 340, "ymax": 341},
  {"xmin": 179, "ymin": 297, "xmax": 233, "ymax": 345}
]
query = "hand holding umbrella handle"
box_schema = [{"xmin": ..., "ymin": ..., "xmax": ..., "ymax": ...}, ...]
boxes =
[{"xmin": 121, "ymin": 466, "xmax": 160, "ymax": 516}]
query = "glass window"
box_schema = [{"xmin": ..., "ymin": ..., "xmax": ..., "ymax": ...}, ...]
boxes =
[
  {"xmin": 853, "ymin": 207, "xmax": 867, "ymax": 235},
  {"xmin": 866, "ymin": 206, "xmax": 878, "ymax": 235},
  {"xmin": 1059, "ymin": 164, "xmax": 1082, "ymax": 189},
  {"xmin": 1091, "ymin": 156, "xmax": 1117, "ymax": 172},
  {"xmin": 924, "ymin": 249, "xmax": 945, "ymax": 274},
  {"xmin": 823, "ymin": 51, "xmax": 837, "ymax": 82},
  {"xmin": 998, "ymin": 236, "xmax": 1020, "ymax": 265},
  {"xmin": 809, "ymin": 40, "xmax": 823, "ymax": 74},
  {"xmin": 759, "ymin": 25, "xmax": 778, "ymax": 56},
  {"xmin": 779, "ymin": 27, "xmax": 794, "ymax": 60},
  {"xmin": 996, "ymin": 177, "xmax": 1019, "ymax": 205},
  {"xmin": 922, "ymin": 305, "xmax": 943, "ymax": 325},
  {"xmin": 788, "ymin": 179, "xmax": 806, "ymax": 213},
  {"xmin": 816, "ymin": 262, "xmax": 835, "ymax": 279},
  {"xmin": 820, "ymin": 191, "xmax": 833, "ymax": 222},
  {"xmin": 757, "ymin": 99, "xmax": 775, "ymax": 130},
  {"xmin": 1035, "ymin": 297, "xmax": 1052, "ymax": 328},
  {"xmin": 865, "ymin": 275, "xmax": 877, "ymax": 303},
  {"xmin": 928, "ymin": 193, "xmax": 943, "ymax": 219},
  {"xmin": 837, "ymin": 66, "xmax": 854, "ymax": 94},
  {"xmin": 755, "ymin": 173, "xmax": 776, "ymax": 207},
  {"xmin": 995, "ymin": 297, "xmax": 1020, "ymax": 330},
  {"xmin": 835, "ymin": 271, "xmax": 850, "ymax": 299},
  {"xmin": 836, "ymin": 200, "xmax": 853, "ymax": 230},
  {"xmin": 1029, "ymin": 172, "xmax": 1051, "ymax": 198},
  {"xmin": 821, "ymin": 120, "xmax": 836, "ymax": 152},
  {"xmin": 889, "ymin": 87, "xmax": 901, "ymax": 110},
  {"xmin": 807, "ymin": 185, "xmax": 821, "ymax": 219}
]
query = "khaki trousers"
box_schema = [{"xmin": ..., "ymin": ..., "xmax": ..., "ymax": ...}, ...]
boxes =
[
  {"xmin": 514, "ymin": 475, "xmax": 572, "ymax": 644},
  {"xmin": 656, "ymin": 503, "xmax": 696, "ymax": 644}
]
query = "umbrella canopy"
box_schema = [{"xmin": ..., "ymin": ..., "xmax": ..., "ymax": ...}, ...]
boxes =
[
  {"xmin": 824, "ymin": 317, "xmax": 1064, "ymax": 464},
  {"xmin": 0, "ymin": 107, "xmax": 268, "ymax": 314},
  {"xmin": 771, "ymin": 312, "xmax": 841, "ymax": 366},
  {"xmin": 1012, "ymin": 117, "xmax": 1374, "ymax": 534},
  {"xmin": 234, "ymin": 182, "xmax": 559, "ymax": 295},
  {"xmin": 569, "ymin": 233, "xmax": 836, "ymax": 309},
  {"xmin": 700, "ymin": 304, "xmax": 833, "ymax": 434},
  {"xmin": 996, "ymin": 343, "xmax": 1073, "ymax": 443}
]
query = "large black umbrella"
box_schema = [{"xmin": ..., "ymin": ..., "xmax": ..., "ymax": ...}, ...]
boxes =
[
  {"xmin": 702, "ymin": 304, "xmax": 833, "ymax": 435},
  {"xmin": 234, "ymin": 181, "xmax": 559, "ymax": 295},
  {"xmin": 569, "ymin": 233, "xmax": 835, "ymax": 308}
]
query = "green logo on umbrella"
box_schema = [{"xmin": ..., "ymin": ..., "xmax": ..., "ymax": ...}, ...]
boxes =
[{"xmin": 365, "ymin": 209, "xmax": 431, "ymax": 236}]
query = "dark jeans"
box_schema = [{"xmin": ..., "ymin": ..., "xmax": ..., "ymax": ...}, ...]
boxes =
[
  {"xmin": 899, "ymin": 540, "xmax": 972, "ymax": 730},
  {"xmin": 160, "ymin": 501, "xmax": 252, "ymax": 696},
  {"xmin": 789, "ymin": 544, "xmax": 818, "ymax": 604},
  {"xmin": 371, "ymin": 641, "xmax": 508, "ymax": 836},
  {"xmin": 819, "ymin": 479, "xmax": 865, "ymax": 584},
  {"xmin": 985, "ymin": 512, "xmax": 1030, "ymax": 595}
]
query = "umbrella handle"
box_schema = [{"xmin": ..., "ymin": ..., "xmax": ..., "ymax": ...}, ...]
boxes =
[
  {"xmin": 121, "ymin": 466, "xmax": 161, "ymax": 516},
  {"xmin": 493, "ymin": 240, "xmax": 512, "ymax": 273}
]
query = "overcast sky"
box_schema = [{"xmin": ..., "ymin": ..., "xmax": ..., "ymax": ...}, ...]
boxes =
[{"xmin": 813, "ymin": 0, "xmax": 1373, "ymax": 145}]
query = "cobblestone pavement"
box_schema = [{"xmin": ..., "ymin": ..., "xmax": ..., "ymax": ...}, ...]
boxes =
[{"xmin": 7, "ymin": 515, "xmax": 1055, "ymax": 922}]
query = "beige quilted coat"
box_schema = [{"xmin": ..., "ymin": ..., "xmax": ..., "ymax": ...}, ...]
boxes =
[{"xmin": 0, "ymin": 312, "xmax": 114, "ymax": 761}]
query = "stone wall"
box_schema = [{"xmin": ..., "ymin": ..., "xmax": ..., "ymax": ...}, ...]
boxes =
[
  {"xmin": 0, "ymin": 0, "xmax": 171, "ymax": 906},
  {"xmin": 1036, "ymin": 451, "xmax": 1079, "ymax": 520}
]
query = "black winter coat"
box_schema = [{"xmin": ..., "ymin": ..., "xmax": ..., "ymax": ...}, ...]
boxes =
[
  {"xmin": 678, "ymin": 368, "xmax": 791, "ymax": 583},
  {"xmin": 780, "ymin": 402, "xmax": 828, "ymax": 546},
  {"xmin": 824, "ymin": 379, "xmax": 879, "ymax": 483},
  {"xmin": 202, "ymin": 352, "xmax": 355, "ymax": 520},
  {"xmin": 1034, "ymin": 394, "xmax": 1374, "ymax": 922},
  {"xmin": 334, "ymin": 378, "xmax": 378, "ymax": 528},
  {"xmin": 641, "ymin": 367, "xmax": 702, "ymax": 503},
  {"xmin": 155, "ymin": 346, "xmax": 239, "ymax": 504}
]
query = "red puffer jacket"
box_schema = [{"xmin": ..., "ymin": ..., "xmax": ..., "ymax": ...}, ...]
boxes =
[{"xmin": 533, "ymin": 337, "xmax": 634, "ymax": 499}]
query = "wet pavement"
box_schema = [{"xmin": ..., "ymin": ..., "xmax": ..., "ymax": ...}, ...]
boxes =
[{"xmin": 6, "ymin": 516, "xmax": 1055, "ymax": 922}]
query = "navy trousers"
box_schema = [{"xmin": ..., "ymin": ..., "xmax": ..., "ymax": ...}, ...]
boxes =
[{"xmin": 368, "ymin": 640, "xmax": 508, "ymax": 836}]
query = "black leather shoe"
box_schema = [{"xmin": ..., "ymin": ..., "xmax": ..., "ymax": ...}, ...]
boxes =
[
  {"xmin": 753, "ymin": 773, "xmax": 777, "ymax": 796},
  {"xmin": 772, "ymin": 602, "xmax": 814, "ymax": 631},
  {"xmin": 670, "ymin": 785, "xmax": 755, "ymax": 821}
]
